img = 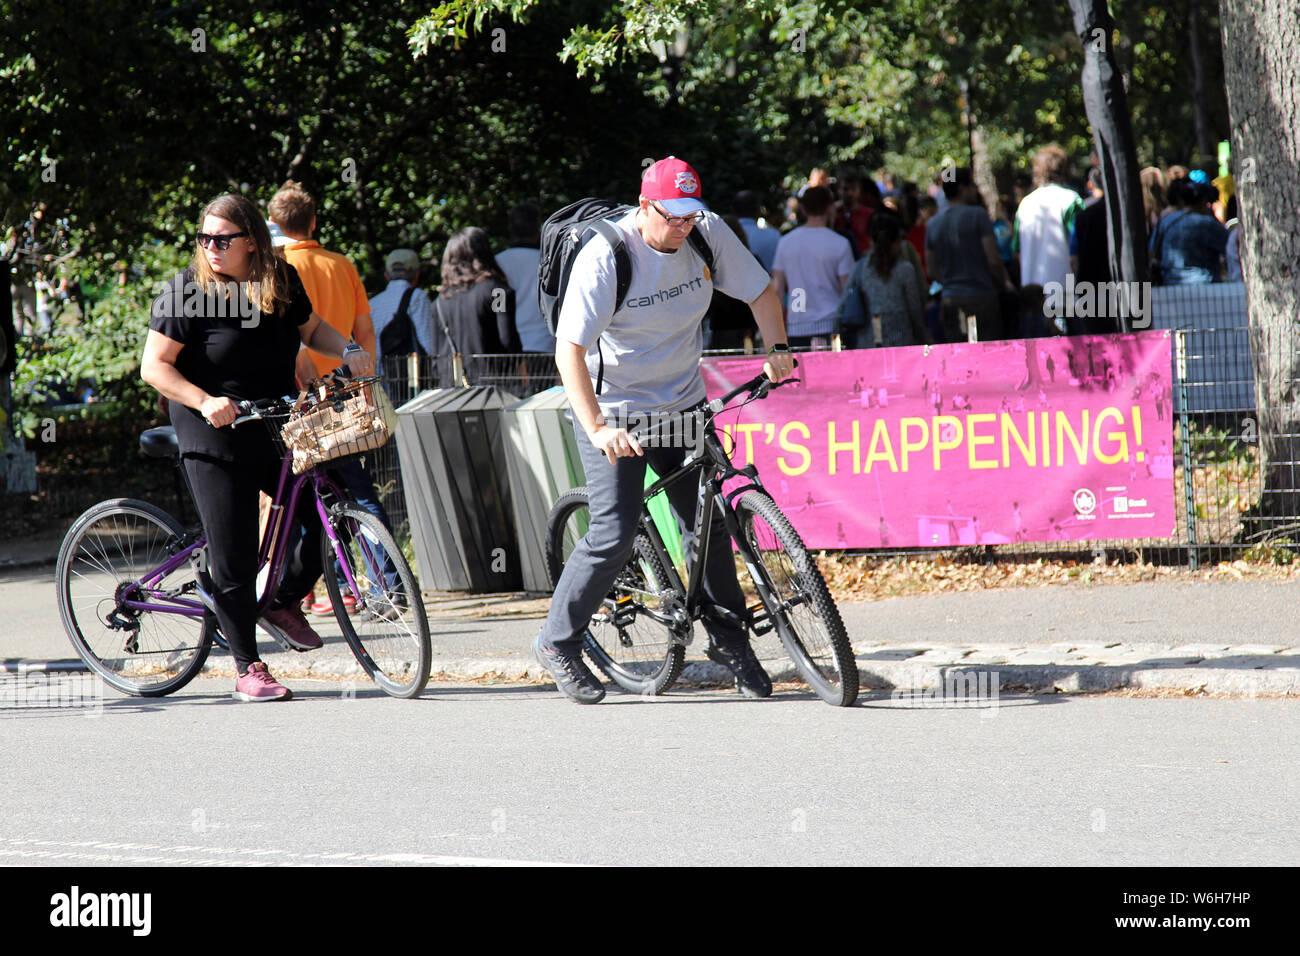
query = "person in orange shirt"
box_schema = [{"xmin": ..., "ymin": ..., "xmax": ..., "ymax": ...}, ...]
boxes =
[
  {"xmin": 268, "ymin": 181, "xmax": 376, "ymax": 388},
  {"xmin": 269, "ymin": 181, "xmax": 400, "ymax": 617}
]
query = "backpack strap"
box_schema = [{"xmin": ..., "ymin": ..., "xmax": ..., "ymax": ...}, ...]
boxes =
[
  {"xmin": 687, "ymin": 229, "xmax": 715, "ymax": 275},
  {"xmin": 589, "ymin": 218, "xmax": 632, "ymax": 312},
  {"xmin": 394, "ymin": 285, "xmax": 416, "ymax": 350},
  {"xmin": 586, "ymin": 218, "xmax": 632, "ymax": 396},
  {"xmin": 395, "ymin": 285, "xmax": 415, "ymax": 324}
]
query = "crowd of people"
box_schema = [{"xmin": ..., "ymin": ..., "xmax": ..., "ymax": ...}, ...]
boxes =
[
  {"xmin": 695, "ymin": 146, "xmax": 1242, "ymax": 351},
  {"xmin": 6, "ymin": 147, "xmax": 1241, "ymax": 373}
]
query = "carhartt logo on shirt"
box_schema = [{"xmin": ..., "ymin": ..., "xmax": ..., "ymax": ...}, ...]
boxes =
[{"xmin": 625, "ymin": 275, "xmax": 706, "ymax": 309}]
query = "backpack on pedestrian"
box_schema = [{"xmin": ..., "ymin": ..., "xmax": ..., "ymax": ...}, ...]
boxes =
[{"xmin": 377, "ymin": 286, "xmax": 423, "ymax": 357}]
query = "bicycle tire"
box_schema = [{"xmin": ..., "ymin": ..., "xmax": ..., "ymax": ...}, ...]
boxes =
[
  {"xmin": 732, "ymin": 491, "xmax": 858, "ymax": 706},
  {"xmin": 545, "ymin": 488, "xmax": 685, "ymax": 695},
  {"xmin": 55, "ymin": 497, "xmax": 215, "ymax": 697},
  {"xmin": 320, "ymin": 503, "xmax": 431, "ymax": 698}
]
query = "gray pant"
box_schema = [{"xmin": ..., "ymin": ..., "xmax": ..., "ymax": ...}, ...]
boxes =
[{"xmin": 541, "ymin": 416, "xmax": 750, "ymax": 651}]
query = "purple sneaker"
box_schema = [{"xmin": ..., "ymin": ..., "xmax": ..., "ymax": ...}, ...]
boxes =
[
  {"xmin": 262, "ymin": 605, "xmax": 323, "ymax": 651},
  {"xmin": 233, "ymin": 662, "xmax": 292, "ymax": 702}
]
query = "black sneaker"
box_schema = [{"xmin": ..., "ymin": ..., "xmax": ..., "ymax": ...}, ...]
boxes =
[
  {"xmin": 706, "ymin": 640, "xmax": 773, "ymax": 699},
  {"xmin": 534, "ymin": 633, "xmax": 606, "ymax": 704}
]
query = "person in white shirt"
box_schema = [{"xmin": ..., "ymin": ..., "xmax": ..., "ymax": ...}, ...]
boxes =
[
  {"xmin": 495, "ymin": 202, "xmax": 553, "ymax": 353},
  {"xmin": 1013, "ymin": 144, "xmax": 1084, "ymax": 291},
  {"xmin": 770, "ymin": 186, "xmax": 854, "ymax": 346},
  {"xmin": 369, "ymin": 249, "xmax": 436, "ymax": 359}
]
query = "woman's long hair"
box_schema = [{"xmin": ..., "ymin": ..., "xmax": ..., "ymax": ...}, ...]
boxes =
[
  {"xmin": 869, "ymin": 209, "xmax": 903, "ymax": 279},
  {"xmin": 439, "ymin": 227, "xmax": 507, "ymax": 294},
  {"xmin": 1139, "ymin": 167, "xmax": 1166, "ymax": 228},
  {"xmin": 190, "ymin": 193, "xmax": 290, "ymax": 315}
]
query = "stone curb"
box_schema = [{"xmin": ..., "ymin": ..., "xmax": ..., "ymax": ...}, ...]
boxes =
[{"xmin": 204, "ymin": 649, "xmax": 1300, "ymax": 697}]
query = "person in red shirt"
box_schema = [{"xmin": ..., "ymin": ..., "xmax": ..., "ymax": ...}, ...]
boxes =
[{"xmin": 834, "ymin": 167, "xmax": 876, "ymax": 256}]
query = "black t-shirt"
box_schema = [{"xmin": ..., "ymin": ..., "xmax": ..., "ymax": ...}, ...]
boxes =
[
  {"xmin": 432, "ymin": 277, "xmax": 520, "ymax": 383},
  {"xmin": 433, "ymin": 277, "xmax": 520, "ymax": 355},
  {"xmin": 1074, "ymin": 195, "xmax": 1111, "ymax": 286},
  {"xmin": 149, "ymin": 264, "xmax": 313, "ymax": 459}
]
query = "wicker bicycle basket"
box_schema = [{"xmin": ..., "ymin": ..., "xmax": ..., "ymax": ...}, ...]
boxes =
[{"xmin": 273, "ymin": 377, "xmax": 397, "ymax": 475}]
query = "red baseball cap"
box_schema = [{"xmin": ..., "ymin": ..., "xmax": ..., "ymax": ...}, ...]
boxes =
[{"xmin": 641, "ymin": 156, "xmax": 708, "ymax": 216}]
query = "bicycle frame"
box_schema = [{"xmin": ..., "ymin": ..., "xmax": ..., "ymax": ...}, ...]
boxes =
[
  {"xmin": 115, "ymin": 450, "xmax": 360, "ymax": 625},
  {"xmin": 635, "ymin": 410, "xmax": 774, "ymax": 628}
]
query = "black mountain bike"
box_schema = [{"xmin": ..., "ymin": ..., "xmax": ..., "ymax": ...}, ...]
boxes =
[{"xmin": 545, "ymin": 368, "xmax": 858, "ymax": 706}]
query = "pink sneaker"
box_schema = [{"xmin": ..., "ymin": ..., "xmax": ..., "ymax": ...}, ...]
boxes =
[
  {"xmin": 233, "ymin": 662, "xmax": 292, "ymax": 702},
  {"xmin": 262, "ymin": 605, "xmax": 324, "ymax": 651}
]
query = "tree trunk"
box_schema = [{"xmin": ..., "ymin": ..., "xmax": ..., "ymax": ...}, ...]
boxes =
[
  {"xmin": 1220, "ymin": 0, "xmax": 1300, "ymax": 531},
  {"xmin": 971, "ymin": 123, "xmax": 999, "ymax": 220},
  {"xmin": 1069, "ymin": 0, "xmax": 1151, "ymax": 331},
  {"xmin": 1188, "ymin": 0, "xmax": 1217, "ymax": 169}
]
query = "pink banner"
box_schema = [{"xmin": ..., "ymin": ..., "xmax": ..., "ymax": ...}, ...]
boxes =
[{"xmin": 701, "ymin": 332, "xmax": 1175, "ymax": 547}]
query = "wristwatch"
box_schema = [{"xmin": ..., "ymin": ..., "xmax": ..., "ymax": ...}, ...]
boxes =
[
  {"xmin": 768, "ymin": 343, "xmax": 791, "ymax": 355},
  {"xmin": 343, "ymin": 343, "xmax": 363, "ymax": 357}
]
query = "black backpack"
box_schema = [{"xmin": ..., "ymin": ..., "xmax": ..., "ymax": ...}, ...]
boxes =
[
  {"xmin": 378, "ymin": 286, "xmax": 423, "ymax": 357},
  {"xmin": 537, "ymin": 198, "xmax": 716, "ymax": 337}
]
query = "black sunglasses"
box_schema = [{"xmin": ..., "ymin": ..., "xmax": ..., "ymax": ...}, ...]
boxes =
[{"xmin": 196, "ymin": 232, "xmax": 250, "ymax": 251}]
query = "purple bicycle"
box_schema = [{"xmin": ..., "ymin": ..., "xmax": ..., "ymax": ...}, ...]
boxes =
[{"xmin": 54, "ymin": 375, "xmax": 431, "ymax": 698}]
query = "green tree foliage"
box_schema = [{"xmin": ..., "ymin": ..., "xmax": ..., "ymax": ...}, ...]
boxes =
[{"xmin": 411, "ymin": 0, "xmax": 1228, "ymax": 187}]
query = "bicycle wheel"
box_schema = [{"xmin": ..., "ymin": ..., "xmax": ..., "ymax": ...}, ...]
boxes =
[
  {"xmin": 732, "ymin": 491, "xmax": 858, "ymax": 706},
  {"xmin": 320, "ymin": 503, "xmax": 430, "ymax": 698},
  {"xmin": 56, "ymin": 498, "xmax": 215, "ymax": 697},
  {"xmin": 545, "ymin": 488, "xmax": 685, "ymax": 695}
]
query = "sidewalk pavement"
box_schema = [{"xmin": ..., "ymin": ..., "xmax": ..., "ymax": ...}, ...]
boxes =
[
  {"xmin": 8, "ymin": 534, "xmax": 1297, "ymax": 695},
  {"xmin": 238, "ymin": 583, "xmax": 1300, "ymax": 697},
  {"xmin": 0, "ymin": 530, "xmax": 66, "ymax": 572}
]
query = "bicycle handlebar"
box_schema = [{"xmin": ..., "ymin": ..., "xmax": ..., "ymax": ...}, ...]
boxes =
[
  {"xmin": 230, "ymin": 367, "xmax": 365, "ymax": 426},
  {"xmin": 620, "ymin": 360, "xmax": 800, "ymax": 446},
  {"xmin": 706, "ymin": 358, "xmax": 801, "ymax": 415}
]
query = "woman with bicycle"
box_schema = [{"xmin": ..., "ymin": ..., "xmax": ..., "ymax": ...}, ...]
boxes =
[{"xmin": 141, "ymin": 193, "xmax": 372, "ymax": 701}]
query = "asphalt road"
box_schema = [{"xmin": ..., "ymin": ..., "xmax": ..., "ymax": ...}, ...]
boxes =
[{"xmin": 2, "ymin": 679, "xmax": 1297, "ymax": 866}]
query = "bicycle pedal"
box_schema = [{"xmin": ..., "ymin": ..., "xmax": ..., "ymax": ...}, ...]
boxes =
[
  {"xmin": 257, "ymin": 619, "xmax": 299, "ymax": 652},
  {"xmin": 611, "ymin": 595, "xmax": 637, "ymax": 629},
  {"xmin": 747, "ymin": 602, "xmax": 774, "ymax": 636}
]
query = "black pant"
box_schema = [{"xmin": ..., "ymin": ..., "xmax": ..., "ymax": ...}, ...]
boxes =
[{"xmin": 183, "ymin": 444, "xmax": 323, "ymax": 673}]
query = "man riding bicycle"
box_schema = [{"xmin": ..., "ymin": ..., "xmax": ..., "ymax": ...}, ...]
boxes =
[{"xmin": 536, "ymin": 156, "xmax": 795, "ymax": 703}]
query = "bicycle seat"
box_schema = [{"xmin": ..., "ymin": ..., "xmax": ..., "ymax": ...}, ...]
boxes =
[{"xmin": 139, "ymin": 425, "xmax": 179, "ymax": 459}]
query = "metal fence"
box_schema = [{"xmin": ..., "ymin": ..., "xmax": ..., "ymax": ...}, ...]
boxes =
[{"xmin": 369, "ymin": 285, "xmax": 1294, "ymax": 572}]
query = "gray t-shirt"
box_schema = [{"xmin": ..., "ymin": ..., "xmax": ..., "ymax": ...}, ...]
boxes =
[
  {"xmin": 925, "ymin": 204, "xmax": 997, "ymax": 296},
  {"xmin": 556, "ymin": 209, "xmax": 770, "ymax": 416}
]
